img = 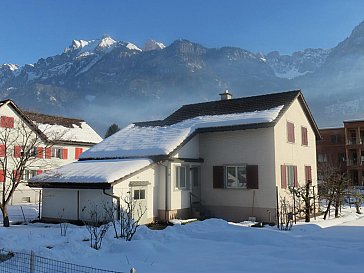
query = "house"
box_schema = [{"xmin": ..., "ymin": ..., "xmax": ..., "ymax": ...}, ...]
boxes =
[
  {"xmin": 317, "ymin": 120, "xmax": 364, "ymax": 186},
  {"xmin": 29, "ymin": 90, "xmax": 320, "ymax": 224},
  {"xmin": 0, "ymin": 99, "xmax": 102, "ymax": 204}
]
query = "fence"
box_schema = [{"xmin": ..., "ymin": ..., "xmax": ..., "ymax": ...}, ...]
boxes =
[{"xmin": 0, "ymin": 249, "xmax": 125, "ymax": 273}]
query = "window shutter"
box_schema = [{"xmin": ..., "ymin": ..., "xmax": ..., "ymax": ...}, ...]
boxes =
[
  {"xmin": 246, "ymin": 165, "xmax": 259, "ymax": 189},
  {"xmin": 75, "ymin": 147, "xmax": 83, "ymax": 159},
  {"xmin": 62, "ymin": 148, "xmax": 68, "ymax": 160},
  {"xmin": 14, "ymin": 146, "xmax": 21, "ymax": 158},
  {"xmin": 37, "ymin": 147, "xmax": 43, "ymax": 158},
  {"xmin": 45, "ymin": 147, "xmax": 52, "ymax": 159},
  {"xmin": 1, "ymin": 116, "xmax": 14, "ymax": 128},
  {"xmin": 305, "ymin": 166, "xmax": 312, "ymax": 184},
  {"xmin": 0, "ymin": 170, "xmax": 4, "ymax": 182},
  {"xmin": 0, "ymin": 144, "xmax": 5, "ymax": 157},
  {"xmin": 287, "ymin": 122, "xmax": 295, "ymax": 143},
  {"xmin": 293, "ymin": 165, "xmax": 298, "ymax": 187},
  {"xmin": 281, "ymin": 165, "xmax": 286, "ymax": 189},
  {"xmin": 302, "ymin": 127, "xmax": 308, "ymax": 145},
  {"xmin": 37, "ymin": 170, "xmax": 43, "ymax": 175},
  {"xmin": 213, "ymin": 166, "xmax": 224, "ymax": 189},
  {"xmin": 13, "ymin": 170, "xmax": 20, "ymax": 182}
]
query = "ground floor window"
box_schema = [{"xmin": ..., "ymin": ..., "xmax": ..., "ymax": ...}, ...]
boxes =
[
  {"xmin": 226, "ymin": 165, "xmax": 247, "ymax": 188},
  {"xmin": 175, "ymin": 166, "xmax": 187, "ymax": 189},
  {"xmin": 133, "ymin": 189, "xmax": 146, "ymax": 200}
]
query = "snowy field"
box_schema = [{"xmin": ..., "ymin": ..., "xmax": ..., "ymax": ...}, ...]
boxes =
[{"xmin": 0, "ymin": 206, "xmax": 364, "ymax": 273}]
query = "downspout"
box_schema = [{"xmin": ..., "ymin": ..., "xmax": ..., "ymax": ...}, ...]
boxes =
[
  {"xmin": 103, "ymin": 189, "xmax": 120, "ymax": 220},
  {"xmin": 159, "ymin": 161, "xmax": 169, "ymax": 223}
]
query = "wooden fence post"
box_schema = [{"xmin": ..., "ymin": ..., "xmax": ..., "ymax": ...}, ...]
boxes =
[{"xmin": 29, "ymin": 250, "xmax": 36, "ymax": 273}]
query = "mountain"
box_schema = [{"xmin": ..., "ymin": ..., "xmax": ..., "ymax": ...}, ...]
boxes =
[{"xmin": 2, "ymin": 21, "xmax": 364, "ymax": 133}]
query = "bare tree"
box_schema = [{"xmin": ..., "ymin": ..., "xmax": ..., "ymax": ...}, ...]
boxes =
[
  {"xmin": 290, "ymin": 181, "xmax": 316, "ymax": 222},
  {"xmin": 0, "ymin": 119, "xmax": 65, "ymax": 227},
  {"xmin": 83, "ymin": 205, "xmax": 110, "ymax": 250},
  {"xmin": 104, "ymin": 192, "xmax": 147, "ymax": 241},
  {"xmin": 278, "ymin": 196, "xmax": 293, "ymax": 231},
  {"xmin": 319, "ymin": 163, "xmax": 350, "ymax": 219}
]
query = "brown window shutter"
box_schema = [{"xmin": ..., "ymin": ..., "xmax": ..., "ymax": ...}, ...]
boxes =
[
  {"xmin": 62, "ymin": 148, "xmax": 68, "ymax": 160},
  {"xmin": 301, "ymin": 127, "xmax": 308, "ymax": 145},
  {"xmin": 294, "ymin": 165, "xmax": 298, "ymax": 187},
  {"xmin": 305, "ymin": 166, "xmax": 312, "ymax": 184},
  {"xmin": 281, "ymin": 165, "xmax": 286, "ymax": 189},
  {"xmin": 246, "ymin": 165, "xmax": 259, "ymax": 189},
  {"xmin": 287, "ymin": 122, "xmax": 295, "ymax": 143},
  {"xmin": 213, "ymin": 166, "xmax": 224, "ymax": 189}
]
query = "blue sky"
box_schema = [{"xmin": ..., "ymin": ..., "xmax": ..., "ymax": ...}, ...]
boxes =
[{"xmin": 1, "ymin": 0, "xmax": 364, "ymax": 65}]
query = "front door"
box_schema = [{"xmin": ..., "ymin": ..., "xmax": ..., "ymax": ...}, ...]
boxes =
[
  {"xmin": 132, "ymin": 186, "xmax": 148, "ymax": 224},
  {"xmin": 190, "ymin": 167, "xmax": 201, "ymax": 199}
]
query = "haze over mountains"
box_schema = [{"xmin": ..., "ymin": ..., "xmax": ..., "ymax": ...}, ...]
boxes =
[{"xmin": 2, "ymin": 21, "xmax": 364, "ymax": 134}]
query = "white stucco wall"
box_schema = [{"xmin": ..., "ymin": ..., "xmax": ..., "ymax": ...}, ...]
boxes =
[
  {"xmin": 0, "ymin": 104, "xmax": 96, "ymax": 204},
  {"xmin": 274, "ymin": 98, "xmax": 318, "ymax": 196},
  {"xmin": 199, "ymin": 127, "xmax": 276, "ymax": 211}
]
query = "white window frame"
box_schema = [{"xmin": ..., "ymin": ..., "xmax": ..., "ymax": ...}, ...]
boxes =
[
  {"xmin": 176, "ymin": 165, "xmax": 187, "ymax": 189},
  {"xmin": 52, "ymin": 147, "xmax": 62, "ymax": 159},
  {"xmin": 225, "ymin": 165, "xmax": 247, "ymax": 189}
]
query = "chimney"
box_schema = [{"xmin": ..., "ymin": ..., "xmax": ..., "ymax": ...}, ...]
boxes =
[{"xmin": 219, "ymin": 90, "xmax": 232, "ymax": 100}]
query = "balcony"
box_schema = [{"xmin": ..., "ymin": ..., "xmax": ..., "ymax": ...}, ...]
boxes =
[{"xmin": 347, "ymin": 138, "xmax": 357, "ymax": 145}]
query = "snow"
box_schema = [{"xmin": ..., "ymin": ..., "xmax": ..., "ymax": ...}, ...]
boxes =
[
  {"xmin": 275, "ymin": 68, "xmax": 310, "ymax": 79},
  {"xmin": 36, "ymin": 121, "xmax": 102, "ymax": 144},
  {"xmin": 126, "ymin": 42, "xmax": 142, "ymax": 51},
  {"xmin": 29, "ymin": 158, "xmax": 152, "ymax": 183},
  {"xmin": 1, "ymin": 206, "xmax": 364, "ymax": 273},
  {"xmin": 80, "ymin": 105, "xmax": 284, "ymax": 159}
]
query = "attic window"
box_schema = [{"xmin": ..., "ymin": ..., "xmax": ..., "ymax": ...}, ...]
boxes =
[{"xmin": 0, "ymin": 116, "xmax": 14, "ymax": 128}]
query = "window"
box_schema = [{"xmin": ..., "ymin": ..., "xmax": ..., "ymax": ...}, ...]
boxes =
[
  {"xmin": 52, "ymin": 147, "xmax": 68, "ymax": 159},
  {"xmin": 301, "ymin": 127, "xmax": 308, "ymax": 146},
  {"xmin": 281, "ymin": 165, "xmax": 297, "ymax": 188},
  {"xmin": 133, "ymin": 189, "xmax": 146, "ymax": 200},
  {"xmin": 176, "ymin": 166, "xmax": 187, "ymax": 189},
  {"xmin": 226, "ymin": 165, "xmax": 247, "ymax": 188},
  {"xmin": 30, "ymin": 147, "xmax": 37, "ymax": 157},
  {"xmin": 287, "ymin": 122, "xmax": 295, "ymax": 143},
  {"xmin": 213, "ymin": 165, "xmax": 258, "ymax": 189},
  {"xmin": 330, "ymin": 134, "xmax": 341, "ymax": 144},
  {"xmin": 317, "ymin": 154, "xmax": 327, "ymax": 163}
]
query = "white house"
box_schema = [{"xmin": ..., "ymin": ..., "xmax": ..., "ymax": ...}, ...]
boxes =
[
  {"xmin": 0, "ymin": 99, "xmax": 102, "ymax": 204},
  {"xmin": 29, "ymin": 90, "xmax": 320, "ymax": 224}
]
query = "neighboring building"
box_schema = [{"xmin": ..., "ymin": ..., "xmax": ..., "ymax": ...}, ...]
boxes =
[
  {"xmin": 30, "ymin": 90, "xmax": 320, "ymax": 224},
  {"xmin": 0, "ymin": 100, "xmax": 102, "ymax": 204},
  {"xmin": 317, "ymin": 120, "xmax": 364, "ymax": 186}
]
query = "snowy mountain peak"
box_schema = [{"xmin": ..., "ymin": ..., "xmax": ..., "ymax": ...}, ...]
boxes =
[
  {"xmin": 144, "ymin": 39, "xmax": 166, "ymax": 51},
  {"xmin": 125, "ymin": 42, "xmax": 142, "ymax": 51},
  {"xmin": 0, "ymin": 63, "xmax": 19, "ymax": 71},
  {"xmin": 97, "ymin": 35, "xmax": 117, "ymax": 49}
]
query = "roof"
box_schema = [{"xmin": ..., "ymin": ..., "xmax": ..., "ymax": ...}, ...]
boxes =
[
  {"xmin": 0, "ymin": 100, "xmax": 102, "ymax": 145},
  {"xmin": 135, "ymin": 90, "xmax": 300, "ymax": 127},
  {"xmin": 28, "ymin": 158, "xmax": 152, "ymax": 186},
  {"xmin": 80, "ymin": 90, "xmax": 320, "ymax": 160}
]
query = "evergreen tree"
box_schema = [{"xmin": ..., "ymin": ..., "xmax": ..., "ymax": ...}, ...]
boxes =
[{"xmin": 104, "ymin": 123, "xmax": 120, "ymax": 138}]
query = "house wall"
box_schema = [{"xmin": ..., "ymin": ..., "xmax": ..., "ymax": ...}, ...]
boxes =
[
  {"xmin": 0, "ymin": 104, "xmax": 96, "ymax": 204},
  {"xmin": 41, "ymin": 188, "xmax": 112, "ymax": 222},
  {"xmin": 113, "ymin": 165, "xmax": 161, "ymax": 224},
  {"xmin": 173, "ymin": 135, "xmax": 199, "ymax": 158},
  {"xmin": 274, "ymin": 99, "xmax": 318, "ymax": 207},
  {"xmin": 199, "ymin": 127, "xmax": 276, "ymax": 222}
]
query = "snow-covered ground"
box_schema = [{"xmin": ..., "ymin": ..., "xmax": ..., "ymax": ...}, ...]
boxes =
[{"xmin": 0, "ymin": 206, "xmax": 364, "ymax": 273}]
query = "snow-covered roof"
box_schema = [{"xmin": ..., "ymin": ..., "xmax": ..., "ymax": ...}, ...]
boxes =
[
  {"xmin": 24, "ymin": 111, "xmax": 102, "ymax": 144},
  {"xmin": 37, "ymin": 122, "xmax": 102, "ymax": 144},
  {"xmin": 80, "ymin": 105, "xmax": 283, "ymax": 159},
  {"xmin": 29, "ymin": 158, "xmax": 152, "ymax": 184}
]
